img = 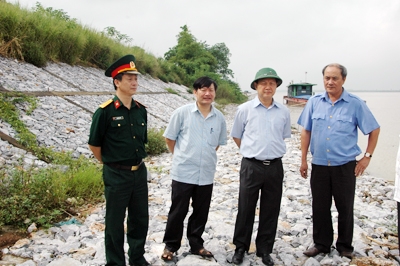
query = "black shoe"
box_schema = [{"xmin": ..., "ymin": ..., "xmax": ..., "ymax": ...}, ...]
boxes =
[
  {"xmin": 340, "ymin": 251, "xmax": 354, "ymax": 259},
  {"xmin": 303, "ymin": 246, "xmax": 323, "ymax": 257},
  {"xmin": 231, "ymin": 247, "xmax": 245, "ymax": 265},
  {"xmin": 256, "ymin": 252, "xmax": 274, "ymax": 266}
]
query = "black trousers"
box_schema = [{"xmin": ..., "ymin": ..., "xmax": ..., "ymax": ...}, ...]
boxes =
[
  {"xmin": 163, "ymin": 180, "xmax": 213, "ymax": 252},
  {"xmin": 103, "ymin": 163, "xmax": 148, "ymax": 266},
  {"xmin": 310, "ymin": 161, "xmax": 356, "ymax": 253},
  {"xmin": 233, "ymin": 157, "xmax": 284, "ymax": 254}
]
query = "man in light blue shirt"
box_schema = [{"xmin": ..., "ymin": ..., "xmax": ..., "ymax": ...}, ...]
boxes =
[
  {"xmin": 229, "ymin": 68, "xmax": 291, "ymax": 266},
  {"xmin": 298, "ymin": 63, "xmax": 380, "ymax": 259},
  {"xmin": 161, "ymin": 76, "xmax": 227, "ymax": 261}
]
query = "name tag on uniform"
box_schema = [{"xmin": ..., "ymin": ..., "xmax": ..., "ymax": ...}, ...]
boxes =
[{"xmin": 112, "ymin": 116, "xmax": 124, "ymax": 120}]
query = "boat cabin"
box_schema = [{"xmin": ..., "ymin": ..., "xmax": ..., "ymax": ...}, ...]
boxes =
[{"xmin": 287, "ymin": 82, "xmax": 316, "ymax": 99}]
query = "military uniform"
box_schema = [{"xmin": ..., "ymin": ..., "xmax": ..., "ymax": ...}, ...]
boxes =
[{"xmin": 88, "ymin": 55, "xmax": 149, "ymax": 266}]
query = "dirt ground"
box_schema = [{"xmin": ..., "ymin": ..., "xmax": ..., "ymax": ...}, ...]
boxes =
[{"xmin": 0, "ymin": 228, "xmax": 29, "ymax": 259}]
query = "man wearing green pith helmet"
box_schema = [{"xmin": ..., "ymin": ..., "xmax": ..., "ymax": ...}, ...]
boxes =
[
  {"xmin": 229, "ymin": 68, "xmax": 291, "ymax": 266},
  {"xmin": 88, "ymin": 54, "xmax": 150, "ymax": 266}
]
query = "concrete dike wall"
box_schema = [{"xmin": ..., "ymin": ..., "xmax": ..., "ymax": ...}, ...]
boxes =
[{"xmin": 0, "ymin": 55, "xmax": 195, "ymax": 168}]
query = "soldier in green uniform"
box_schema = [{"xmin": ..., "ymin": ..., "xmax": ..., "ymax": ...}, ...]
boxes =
[{"xmin": 88, "ymin": 54, "xmax": 150, "ymax": 266}]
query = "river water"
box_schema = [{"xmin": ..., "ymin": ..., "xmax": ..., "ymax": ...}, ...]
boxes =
[{"xmin": 272, "ymin": 90, "xmax": 400, "ymax": 182}]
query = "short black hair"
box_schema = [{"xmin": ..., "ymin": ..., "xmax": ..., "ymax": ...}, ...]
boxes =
[
  {"xmin": 192, "ymin": 76, "xmax": 218, "ymax": 91},
  {"xmin": 112, "ymin": 73, "xmax": 124, "ymax": 90}
]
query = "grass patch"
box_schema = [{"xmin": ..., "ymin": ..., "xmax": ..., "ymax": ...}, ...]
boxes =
[
  {"xmin": 0, "ymin": 157, "xmax": 103, "ymax": 228},
  {"xmin": 165, "ymin": 87, "xmax": 179, "ymax": 95}
]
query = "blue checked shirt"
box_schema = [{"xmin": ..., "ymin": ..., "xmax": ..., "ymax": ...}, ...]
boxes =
[
  {"xmin": 297, "ymin": 89, "xmax": 380, "ymax": 166},
  {"xmin": 164, "ymin": 103, "xmax": 227, "ymax": 185},
  {"xmin": 231, "ymin": 97, "xmax": 291, "ymax": 160}
]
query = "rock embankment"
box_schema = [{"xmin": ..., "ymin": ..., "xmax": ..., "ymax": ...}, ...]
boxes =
[{"xmin": 0, "ymin": 56, "xmax": 399, "ymax": 265}]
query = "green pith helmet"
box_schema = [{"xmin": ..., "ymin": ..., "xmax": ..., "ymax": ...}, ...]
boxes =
[{"xmin": 250, "ymin": 67, "xmax": 282, "ymax": 89}]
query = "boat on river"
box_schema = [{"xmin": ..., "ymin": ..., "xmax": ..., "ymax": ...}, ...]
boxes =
[{"xmin": 283, "ymin": 82, "xmax": 316, "ymax": 105}]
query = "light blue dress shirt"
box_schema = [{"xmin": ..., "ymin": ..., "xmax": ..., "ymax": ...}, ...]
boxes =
[
  {"xmin": 230, "ymin": 97, "xmax": 291, "ymax": 160},
  {"xmin": 163, "ymin": 102, "xmax": 227, "ymax": 185},
  {"xmin": 297, "ymin": 89, "xmax": 380, "ymax": 166}
]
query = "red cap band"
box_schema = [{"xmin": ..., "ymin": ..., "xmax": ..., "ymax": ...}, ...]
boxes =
[{"xmin": 111, "ymin": 63, "xmax": 138, "ymax": 78}]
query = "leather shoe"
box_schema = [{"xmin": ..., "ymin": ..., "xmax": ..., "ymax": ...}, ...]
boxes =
[
  {"xmin": 231, "ymin": 248, "xmax": 245, "ymax": 265},
  {"xmin": 340, "ymin": 251, "xmax": 354, "ymax": 259},
  {"xmin": 303, "ymin": 246, "xmax": 323, "ymax": 257},
  {"xmin": 256, "ymin": 252, "xmax": 274, "ymax": 266}
]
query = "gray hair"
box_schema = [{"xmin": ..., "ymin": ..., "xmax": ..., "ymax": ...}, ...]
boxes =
[{"xmin": 322, "ymin": 63, "xmax": 347, "ymax": 79}]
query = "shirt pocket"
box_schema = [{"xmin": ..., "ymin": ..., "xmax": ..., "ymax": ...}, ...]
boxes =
[
  {"xmin": 336, "ymin": 115, "xmax": 353, "ymax": 133},
  {"xmin": 207, "ymin": 126, "xmax": 220, "ymax": 147},
  {"xmin": 311, "ymin": 113, "xmax": 326, "ymax": 130},
  {"xmin": 110, "ymin": 119, "xmax": 128, "ymax": 138}
]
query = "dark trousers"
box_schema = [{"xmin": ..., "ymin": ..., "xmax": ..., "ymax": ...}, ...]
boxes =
[
  {"xmin": 103, "ymin": 163, "xmax": 149, "ymax": 266},
  {"xmin": 310, "ymin": 161, "xmax": 356, "ymax": 253},
  {"xmin": 233, "ymin": 157, "xmax": 284, "ymax": 254},
  {"xmin": 163, "ymin": 180, "xmax": 213, "ymax": 252}
]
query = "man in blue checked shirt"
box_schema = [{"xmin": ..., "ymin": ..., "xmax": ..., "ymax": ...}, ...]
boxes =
[
  {"xmin": 229, "ymin": 68, "xmax": 291, "ymax": 266},
  {"xmin": 161, "ymin": 76, "xmax": 227, "ymax": 262},
  {"xmin": 298, "ymin": 63, "xmax": 380, "ymax": 259}
]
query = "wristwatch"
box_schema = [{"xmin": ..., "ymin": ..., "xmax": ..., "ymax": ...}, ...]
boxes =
[{"xmin": 364, "ymin": 152, "xmax": 372, "ymax": 158}]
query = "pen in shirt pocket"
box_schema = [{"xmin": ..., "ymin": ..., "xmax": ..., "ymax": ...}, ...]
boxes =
[{"xmin": 210, "ymin": 128, "xmax": 214, "ymax": 134}]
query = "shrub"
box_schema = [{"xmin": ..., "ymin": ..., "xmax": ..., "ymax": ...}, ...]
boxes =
[
  {"xmin": 22, "ymin": 41, "xmax": 47, "ymax": 67},
  {"xmin": 146, "ymin": 128, "xmax": 167, "ymax": 155}
]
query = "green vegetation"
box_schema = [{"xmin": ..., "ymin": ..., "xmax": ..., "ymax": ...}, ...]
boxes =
[
  {"xmin": 0, "ymin": 93, "xmax": 167, "ymax": 228},
  {"xmin": 145, "ymin": 128, "xmax": 168, "ymax": 155},
  {"xmin": 165, "ymin": 25, "xmax": 246, "ymax": 104},
  {"xmin": 165, "ymin": 88, "xmax": 179, "ymax": 95},
  {"xmin": 0, "ymin": 93, "xmax": 103, "ymax": 227},
  {"xmin": 0, "ymin": 1, "xmax": 248, "ymax": 229},
  {"xmin": 0, "ymin": 1, "xmax": 247, "ymax": 104},
  {"xmin": 0, "ymin": 157, "xmax": 103, "ymax": 228},
  {"xmin": 0, "ymin": 92, "xmax": 75, "ymax": 163}
]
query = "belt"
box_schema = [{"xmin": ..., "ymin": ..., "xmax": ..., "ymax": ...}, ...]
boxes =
[
  {"xmin": 245, "ymin": 157, "xmax": 282, "ymax": 166},
  {"xmin": 105, "ymin": 160, "xmax": 143, "ymax": 171}
]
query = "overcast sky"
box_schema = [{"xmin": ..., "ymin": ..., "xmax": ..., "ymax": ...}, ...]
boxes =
[{"xmin": 9, "ymin": 0, "xmax": 400, "ymax": 92}]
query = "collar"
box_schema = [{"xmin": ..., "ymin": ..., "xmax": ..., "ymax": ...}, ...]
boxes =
[
  {"xmin": 322, "ymin": 87, "xmax": 350, "ymax": 103},
  {"xmin": 113, "ymin": 95, "xmax": 135, "ymax": 109},
  {"xmin": 252, "ymin": 96, "xmax": 279, "ymax": 109},
  {"xmin": 191, "ymin": 102, "xmax": 216, "ymax": 116}
]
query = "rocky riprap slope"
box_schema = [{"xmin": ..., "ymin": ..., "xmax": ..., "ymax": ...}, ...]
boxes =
[{"xmin": 0, "ymin": 56, "xmax": 399, "ymax": 266}]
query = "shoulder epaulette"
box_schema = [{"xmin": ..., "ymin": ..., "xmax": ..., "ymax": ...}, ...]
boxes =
[
  {"xmin": 99, "ymin": 99, "xmax": 113, "ymax": 108},
  {"xmin": 135, "ymin": 100, "xmax": 147, "ymax": 108}
]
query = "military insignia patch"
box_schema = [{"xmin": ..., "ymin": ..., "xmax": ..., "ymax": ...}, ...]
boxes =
[
  {"xmin": 130, "ymin": 61, "xmax": 136, "ymax": 69},
  {"xmin": 114, "ymin": 100, "xmax": 121, "ymax": 109}
]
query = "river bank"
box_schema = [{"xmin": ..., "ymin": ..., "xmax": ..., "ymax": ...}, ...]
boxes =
[{"xmin": 0, "ymin": 56, "xmax": 399, "ymax": 265}]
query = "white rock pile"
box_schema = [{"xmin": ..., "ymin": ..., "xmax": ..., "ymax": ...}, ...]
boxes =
[{"xmin": 0, "ymin": 56, "xmax": 399, "ymax": 265}]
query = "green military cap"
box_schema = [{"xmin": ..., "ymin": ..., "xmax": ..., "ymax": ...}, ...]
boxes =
[
  {"xmin": 250, "ymin": 67, "xmax": 282, "ymax": 89},
  {"xmin": 105, "ymin": 54, "xmax": 141, "ymax": 78}
]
